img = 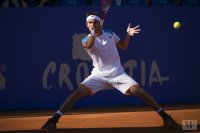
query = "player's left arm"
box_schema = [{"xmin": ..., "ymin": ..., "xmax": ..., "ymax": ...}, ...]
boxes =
[{"xmin": 116, "ymin": 23, "xmax": 141, "ymax": 50}]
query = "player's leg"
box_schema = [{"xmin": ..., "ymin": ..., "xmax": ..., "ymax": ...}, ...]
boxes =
[
  {"xmin": 127, "ymin": 85, "xmax": 180, "ymax": 130},
  {"xmin": 41, "ymin": 84, "xmax": 91, "ymax": 130},
  {"xmin": 112, "ymin": 73, "xmax": 180, "ymax": 130},
  {"xmin": 41, "ymin": 73, "xmax": 108, "ymax": 131},
  {"xmin": 59, "ymin": 84, "xmax": 92, "ymax": 113},
  {"xmin": 127, "ymin": 85, "xmax": 160, "ymax": 111}
]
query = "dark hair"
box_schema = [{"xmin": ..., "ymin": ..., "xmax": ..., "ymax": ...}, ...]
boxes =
[{"xmin": 86, "ymin": 12, "xmax": 100, "ymax": 17}]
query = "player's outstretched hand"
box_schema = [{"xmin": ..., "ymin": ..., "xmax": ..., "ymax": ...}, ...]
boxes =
[{"xmin": 127, "ymin": 23, "xmax": 141, "ymax": 36}]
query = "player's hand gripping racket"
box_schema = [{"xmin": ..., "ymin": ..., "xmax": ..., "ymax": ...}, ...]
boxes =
[{"xmin": 101, "ymin": 0, "xmax": 113, "ymax": 25}]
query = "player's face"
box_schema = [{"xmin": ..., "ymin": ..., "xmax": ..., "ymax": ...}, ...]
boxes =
[{"xmin": 87, "ymin": 19, "xmax": 101, "ymax": 32}]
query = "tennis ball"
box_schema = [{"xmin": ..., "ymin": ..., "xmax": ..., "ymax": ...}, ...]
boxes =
[{"xmin": 173, "ymin": 21, "xmax": 181, "ymax": 29}]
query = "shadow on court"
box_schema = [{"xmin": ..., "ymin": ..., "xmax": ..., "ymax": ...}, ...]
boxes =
[{"xmin": 0, "ymin": 126, "xmax": 199, "ymax": 133}]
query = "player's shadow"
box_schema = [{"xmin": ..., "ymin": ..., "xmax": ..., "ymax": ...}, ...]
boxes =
[{"xmin": 0, "ymin": 126, "xmax": 199, "ymax": 133}]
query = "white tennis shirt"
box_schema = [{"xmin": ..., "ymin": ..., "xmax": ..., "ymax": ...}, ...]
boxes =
[{"xmin": 82, "ymin": 29, "xmax": 124, "ymax": 76}]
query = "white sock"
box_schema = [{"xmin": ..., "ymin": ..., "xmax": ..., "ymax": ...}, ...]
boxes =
[
  {"xmin": 157, "ymin": 108, "xmax": 163, "ymax": 113},
  {"xmin": 56, "ymin": 110, "xmax": 63, "ymax": 116}
]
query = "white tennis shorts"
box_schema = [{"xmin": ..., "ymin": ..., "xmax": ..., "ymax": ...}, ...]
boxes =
[{"xmin": 81, "ymin": 71, "xmax": 138, "ymax": 94}]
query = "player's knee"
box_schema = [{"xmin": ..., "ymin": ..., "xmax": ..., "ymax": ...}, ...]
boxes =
[
  {"xmin": 76, "ymin": 84, "xmax": 91, "ymax": 97},
  {"xmin": 129, "ymin": 85, "xmax": 143, "ymax": 96}
]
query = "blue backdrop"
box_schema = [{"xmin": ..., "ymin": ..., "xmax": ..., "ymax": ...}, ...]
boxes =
[{"xmin": 0, "ymin": 6, "xmax": 200, "ymax": 110}]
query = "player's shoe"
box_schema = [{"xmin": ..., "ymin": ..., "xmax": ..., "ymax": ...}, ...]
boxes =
[
  {"xmin": 41, "ymin": 118, "xmax": 57, "ymax": 131},
  {"xmin": 163, "ymin": 115, "xmax": 181, "ymax": 130}
]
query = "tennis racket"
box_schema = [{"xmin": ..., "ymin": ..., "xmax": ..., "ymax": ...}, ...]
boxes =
[{"xmin": 101, "ymin": 0, "xmax": 113, "ymax": 25}]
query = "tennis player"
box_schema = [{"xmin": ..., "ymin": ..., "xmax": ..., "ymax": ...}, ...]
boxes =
[{"xmin": 41, "ymin": 11, "xmax": 180, "ymax": 131}]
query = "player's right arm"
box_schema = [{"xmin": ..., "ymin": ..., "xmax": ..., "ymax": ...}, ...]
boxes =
[{"xmin": 82, "ymin": 35, "xmax": 95, "ymax": 49}]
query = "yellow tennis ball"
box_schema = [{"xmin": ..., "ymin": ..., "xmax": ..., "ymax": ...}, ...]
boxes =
[{"xmin": 173, "ymin": 21, "xmax": 181, "ymax": 29}]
